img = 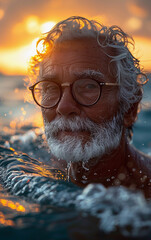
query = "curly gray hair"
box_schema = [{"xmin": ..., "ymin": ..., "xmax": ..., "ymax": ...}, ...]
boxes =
[{"xmin": 28, "ymin": 16, "xmax": 147, "ymax": 137}]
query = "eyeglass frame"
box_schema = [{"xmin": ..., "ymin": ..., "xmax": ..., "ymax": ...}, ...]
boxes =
[
  {"xmin": 29, "ymin": 78, "xmax": 120, "ymax": 109},
  {"xmin": 29, "ymin": 72, "xmax": 149, "ymax": 109}
]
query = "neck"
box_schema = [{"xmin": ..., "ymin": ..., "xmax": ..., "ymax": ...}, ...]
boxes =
[{"xmin": 69, "ymin": 135, "xmax": 128, "ymax": 186}]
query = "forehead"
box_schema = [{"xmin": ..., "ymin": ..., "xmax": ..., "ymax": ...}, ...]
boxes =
[{"xmin": 42, "ymin": 38, "xmax": 110, "ymax": 76}]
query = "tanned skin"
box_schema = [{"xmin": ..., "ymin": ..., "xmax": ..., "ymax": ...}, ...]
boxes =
[{"xmin": 42, "ymin": 38, "xmax": 151, "ymax": 198}]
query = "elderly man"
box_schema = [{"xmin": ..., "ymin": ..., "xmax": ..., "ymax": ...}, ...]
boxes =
[{"xmin": 29, "ymin": 16, "xmax": 151, "ymax": 197}]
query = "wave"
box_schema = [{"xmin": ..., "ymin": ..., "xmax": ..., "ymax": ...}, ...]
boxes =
[{"xmin": 1, "ymin": 145, "xmax": 151, "ymax": 238}]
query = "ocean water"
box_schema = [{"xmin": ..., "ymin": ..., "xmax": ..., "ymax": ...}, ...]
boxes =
[{"xmin": 0, "ymin": 74, "xmax": 151, "ymax": 240}]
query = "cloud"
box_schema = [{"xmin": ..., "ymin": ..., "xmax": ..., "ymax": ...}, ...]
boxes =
[
  {"xmin": 0, "ymin": 0, "xmax": 51, "ymax": 47},
  {"xmin": 0, "ymin": 0, "xmax": 150, "ymax": 74},
  {"xmin": 136, "ymin": 0, "xmax": 151, "ymax": 14},
  {"xmin": 0, "ymin": 0, "xmax": 151, "ymax": 49},
  {"xmin": 126, "ymin": 0, "xmax": 151, "ymax": 37},
  {"xmin": 126, "ymin": 17, "xmax": 142, "ymax": 31}
]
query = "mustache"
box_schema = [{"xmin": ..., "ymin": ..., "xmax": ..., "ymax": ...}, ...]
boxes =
[
  {"xmin": 44, "ymin": 114, "xmax": 123, "ymax": 163},
  {"xmin": 44, "ymin": 116, "xmax": 101, "ymax": 137}
]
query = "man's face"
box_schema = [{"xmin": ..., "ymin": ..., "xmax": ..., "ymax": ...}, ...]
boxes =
[{"xmin": 41, "ymin": 38, "xmax": 122, "ymax": 162}]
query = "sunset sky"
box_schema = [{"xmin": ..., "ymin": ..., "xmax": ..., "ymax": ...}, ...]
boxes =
[{"xmin": 0, "ymin": 0, "xmax": 151, "ymax": 75}]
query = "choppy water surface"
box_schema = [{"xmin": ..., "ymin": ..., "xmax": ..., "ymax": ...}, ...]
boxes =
[{"xmin": 0, "ymin": 74, "xmax": 151, "ymax": 239}]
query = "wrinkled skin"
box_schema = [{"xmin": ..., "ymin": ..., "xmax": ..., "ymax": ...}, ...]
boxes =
[{"xmin": 41, "ymin": 38, "xmax": 151, "ymax": 198}]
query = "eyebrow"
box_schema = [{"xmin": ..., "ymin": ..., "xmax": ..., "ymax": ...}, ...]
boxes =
[
  {"xmin": 40, "ymin": 69, "xmax": 105, "ymax": 82},
  {"xmin": 40, "ymin": 74, "xmax": 57, "ymax": 81},
  {"xmin": 73, "ymin": 69, "xmax": 104, "ymax": 80}
]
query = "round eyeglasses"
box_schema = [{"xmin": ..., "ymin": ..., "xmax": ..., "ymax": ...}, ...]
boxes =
[{"xmin": 29, "ymin": 78, "xmax": 120, "ymax": 109}]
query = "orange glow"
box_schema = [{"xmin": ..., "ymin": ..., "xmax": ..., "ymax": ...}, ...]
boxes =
[
  {"xmin": 26, "ymin": 111, "xmax": 43, "ymax": 128},
  {"xmin": 9, "ymin": 147, "xmax": 15, "ymax": 152},
  {"xmin": 2, "ymin": 126, "xmax": 16, "ymax": 135},
  {"xmin": 0, "ymin": 17, "xmax": 151, "ymax": 75},
  {"xmin": 0, "ymin": 38, "xmax": 38, "ymax": 75},
  {"xmin": 4, "ymin": 108, "xmax": 43, "ymax": 130},
  {"xmin": 0, "ymin": 18, "xmax": 57, "ymax": 75},
  {"xmin": 13, "ymin": 15, "xmax": 40, "ymax": 35},
  {"xmin": 0, "ymin": 8, "xmax": 4, "ymax": 20},
  {"xmin": 126, "ymin": 17, "xmax": 142, "ymax": 31},
  {"xmin": 26, "ymin": 16, "xmax": 39, "ymax": 34},
  {"xmin": 128, "ymin": 3, "xmax": 146, "ymax": 17},
  {"xmin": 40, "ymin": 21, "xmax": 56, "ymax": 33},
  {"xmin": 0, "ymin": 212, "xmax": 14, "ymax": 226},
  {"xmin": 14, "ymin": 88, "xmax": 19, "ymax": 93},
  {"xmin": 1, "ymin": 35, "xmax": 151, "ymax": 75},
  {"xmin": 21, "ymin": 107, "xmax": 26, "ymax": 116},
  {"xmin": 0, "ymin": 199, "xmax": 25, "ymax": 212},
  {"xmin": 10, "ymin": 120, "xmax": 17, "ymax": 129},
  {"xmin": 133, "ymin": 36, "xmax": 151, "ymax": 72},
  {"xmin": 0, "ymin": 198, "xmax": 26, "ymax": 226},
  {"xmin": 15, "ymin": 156, "xmax": 66, "ymax": 180}
]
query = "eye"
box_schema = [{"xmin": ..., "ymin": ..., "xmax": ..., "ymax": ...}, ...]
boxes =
[
  {"xmin": 43, "ymin": 83, "xmax": 52, "ymax": 91},
  {"xmin": 73, "ymin": 78, "xmax": 101, "ymax": 106},
  {"xmin": 40, "ymin": 82, "xmax": 58, "ymax": 93},
  {"xmin": 75, "ymin": 79, "xmax": 99, "ymax": 92},
  {"xmin": 85, "ymin": 83, "xmax": 98, "ymax": 89}
]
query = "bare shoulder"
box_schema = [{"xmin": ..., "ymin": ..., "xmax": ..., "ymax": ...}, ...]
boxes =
[
  {"xmin": 134, "ymin": 147, "xmax": 151, "ymax": 170},
  {"xmin": 126, "ymin": 145, "xmax": 151, "ymax": 198},
  {"xmin": 128, "ymin": 144, "xmax": 151, "ymax": 170}
]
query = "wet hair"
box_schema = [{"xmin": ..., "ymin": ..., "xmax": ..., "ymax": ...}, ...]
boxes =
[{"xmin": 28, "ymin": 16, "xmax": 146, "ymax": 138}]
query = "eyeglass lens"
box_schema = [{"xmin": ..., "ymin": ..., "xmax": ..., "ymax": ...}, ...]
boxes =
[
  {"xmin": 73, "ymin": 79, "xmax": 100, "ymax": 105},
  {"xmin": 33, "ymin": 79, "xmax": 101, "ymax": 108},
  {"xmin": 34, "ymin": 81, "xmax": 61, "ymax": 108}
]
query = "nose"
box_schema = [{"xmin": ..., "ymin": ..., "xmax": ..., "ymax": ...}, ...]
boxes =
[{"xmin": 56, "ymin": 87, "xmax": 81, "ymax": 117}]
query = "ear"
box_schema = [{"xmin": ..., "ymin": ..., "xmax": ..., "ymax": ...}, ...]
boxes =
[{"xmin": 123, "ymin": 102, "xmax": 139, "ymax": 128}]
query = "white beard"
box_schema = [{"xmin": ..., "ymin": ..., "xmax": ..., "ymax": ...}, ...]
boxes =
[{"xmin": 44, "ymin": 114, "xmax": 123, "ymax": 164}]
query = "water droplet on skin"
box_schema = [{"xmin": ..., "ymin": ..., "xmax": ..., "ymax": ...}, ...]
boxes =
[
  {"xmin": 94, "ymin": 173, "xmax": 97, "ymax": 176},
  {"xmin": 111, "ymin": 176, "xmax": 115, "ymax": 179},
  {"xmin": 114, "ymin": 179, "xmax": 121, "ymax": 186},
  {"xmin": 128, "ymin": 154, "xmax": 130, "ymax": 158},
  {"xmin": 106, "ymin": 178, "xmax": 110, "ymax": 182},
  {"xmin": 81, "ymin": 180, "xmax": 87, "ymax": 184},
  {"xmin": 108, "ymin": 169, "xmax": 111, "ymax": 172},
  {"xmin": 118, "ymin": 173, "xmax": 126, "ymax": 181},
  {"xmin": 82, "ymin": 162, "xmax": 89, "ymax": 171},
  {"xmin": 82, "ymin": 175, "xmax": 87, "ymax": 180},
  {"xmin": 132, "ymin": 168, "xmax": 136, "ymax": 172},
  {"xmin": 140, "ymin": 175, "xmax": 147, "ymax": 183},
  {"xmin": 67, "ymin": 162, "xmax": 71, "ymax": 182},
  {"xmin": 139, "ymin": 170, "xmax": 142, "ymax": 174}
]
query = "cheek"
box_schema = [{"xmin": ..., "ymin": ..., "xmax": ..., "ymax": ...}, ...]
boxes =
[
  {"xmin": 42, "ymin": 108, "xmax": 56, "ymax": 123},
  {"xmin": 83, "ymin": 107, "xmax": 107, "ymax": 124},
  {"xmin": 84, "ymin": 94, "xmax": 120, "ymax": 124}
]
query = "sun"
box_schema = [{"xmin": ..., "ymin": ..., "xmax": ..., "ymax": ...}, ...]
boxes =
[
  {"xmin": 0, "ymin": 20, "xmax": 56, "ymax": 75},
  {"xmin": 26, "ymin": 16, "xmax": 39, "ymax": 34}
]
